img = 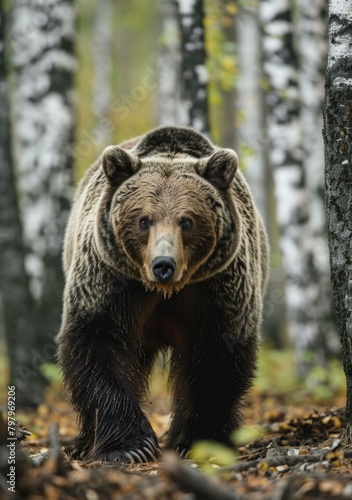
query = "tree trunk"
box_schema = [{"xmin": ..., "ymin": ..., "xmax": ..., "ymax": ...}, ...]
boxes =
[
  {"xmin": 235, "ymin": 2, "xmax": 268, "ymax": 224},
  {"xmin": 295, "ymin": 0, "xmax": 339, "ymax": 364},
  {"xmin": 323, "ymin": 0, "xmax": 352, "ymax": 441},
  {"xmin": 176, "ymin": 0, "xmax": 210, "ymax": 135},
  {"xmin": 235, "ymin": 2, "xmax": 287, "ymax": 349},
  {"xmin": 219, "ymin": 3, "xmax": 236, "ymax": 149},
  {"xmin": 0, "ymin": 0, "xmax": 47, "ymax": 406},
  {"xmin": 157, "ymin": 0, "xmax": 185, "ymax": 126},
  {"xmin": 11, "ymin": 0, "xmax": 76, "ymax": 357},
  {"xmin": 92, "ymin": 0, "xmax": 113, "ymax": 145},
  {"xmin": 260, "ymin": 0, "xmax": 316, "ymax": 374}
]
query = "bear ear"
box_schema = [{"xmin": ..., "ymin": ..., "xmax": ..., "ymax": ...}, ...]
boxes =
[
  {"xmin": 102, "ymin": 146, "xmax": 141, "ymax": 186},
  {"xmin": 197, "ymin": 148, "xmax": 238, "ymax": 190}
]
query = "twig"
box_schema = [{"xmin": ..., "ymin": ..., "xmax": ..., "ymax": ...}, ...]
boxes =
[
  {"xmin": 31, "ymin": 451, "xmax": 50, "ymax": 467},
  {"xmin": 27, "ymin": 434, "xmax": 77, "ymax": 447},
  {"xmin": 41, "ymin": 423, "xmax": 70, "ymax": 476},
  {"xmin": 217, "ymin": 448, "xmax": 352, "ymax": 474},
  {"xmin": 163, "ymin": 452, "xmax": 241, "ymax": 500}
]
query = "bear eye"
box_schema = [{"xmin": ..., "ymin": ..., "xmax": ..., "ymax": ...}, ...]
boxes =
[
  {"xmin": 139, "ymin": 217, "xmax": 151, "ymax": 230},
  {"xmin": 180, "ymin": 217, "xmax": 193, "ymax": 231}
]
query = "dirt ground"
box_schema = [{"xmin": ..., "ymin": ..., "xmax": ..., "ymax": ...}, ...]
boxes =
[{"xmin": 1, "ymin": 373, "xmax": 352, "ymax": 500}]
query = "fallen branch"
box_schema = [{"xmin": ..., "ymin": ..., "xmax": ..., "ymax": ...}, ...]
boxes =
[
  {"xmin": 41, "ymin": 423, "xmax": 71, "ymax": 476},
  {"xmin": 218, "ymin": 448, "xmax": 352, "ymax": 474},
  {"xmin": 163, "ymin": 452, "xmax": 241, "ymax": 500}
]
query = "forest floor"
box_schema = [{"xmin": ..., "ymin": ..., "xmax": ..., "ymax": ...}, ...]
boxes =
[{"xmin": 1, "ymin": 353, "xmax": 352, "ymax": 499}]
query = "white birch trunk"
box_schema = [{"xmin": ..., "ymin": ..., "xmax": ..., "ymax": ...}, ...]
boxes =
[
  {"xmin": 236, "ymin": 2, "xmax": 289, "ymax": 349},
  {"xmin": 0, "ymin": 1, "xmax": 48, "ymax": 405},
  {"xmin": 11, "ymin": 0, "xmax": 76, "ymax": 338},
  {"xmin": 157, "ymin": 0, "xmax": 186, "ymax": 126},
  {"xmin": 323, "ymin": 0, "xmax": 352, "ymax": 440},
  {"xmin": 295, "ymin": 0, "xmax": 339, "ymax": 361},
  {"xmin": 92, "ymin": 0, "xmax": 113, "ymax": 145},
  {"xmin": 260, "ymin": 0, "xmax": 315, "ymax": 373},
  {"xmin": 176, "ymin": 0, "xmax": 210, "ymax": 135},
  {"xmin": 235, "ymin": 3, "xmax": 268, "ymax": 225}
]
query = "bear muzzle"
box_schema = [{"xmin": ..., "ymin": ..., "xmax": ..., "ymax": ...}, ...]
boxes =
[{"xmin": 152, "ymin": 256, "xmax": 176, "ymax": 283}]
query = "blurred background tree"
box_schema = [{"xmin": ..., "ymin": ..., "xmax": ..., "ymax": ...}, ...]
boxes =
[
  {"xmin": 0, "ymin": 0, "xmax": 43, "ymax": 407},
  {"xmin": 0, "ymin": 0, "xmax": 340, "ymax": 407},
  {"xmin": 1, "ymin": 0, "xmax": 76, "ymax": 406}
]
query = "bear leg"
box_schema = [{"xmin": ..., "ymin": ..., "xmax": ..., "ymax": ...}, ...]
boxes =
[
  {"xmin": 166, "ymin": 335, "xmax": 257, "ymax": 456},
  {"xmin": 58, "ymin": 314, "xmax": 160, "ymax": 463}
]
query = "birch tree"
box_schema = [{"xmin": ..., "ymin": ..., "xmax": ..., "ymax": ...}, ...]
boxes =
[
  {"xmin": 259, "ymin": 0, "xmax": 315, "ymax": 373},
  {"xmin": 11, "ymin": 0, "xmax": 76, "ymax": 356},
  {"xmin": 295, "ymin": 0, "xmax": 339, "ymax": 365},
  {"xmin": 236, "ymin": 1, "xmax": 288, "ymax": 349},
  {"xmin": 323, "ymin": 0, "xmax": 352, "ymax": 441},
  {"xmin": 0, "ymin": 1, "xmax": 46, "ymax": 406},
  {"xmin": 92, "ymin": 0, "xmax": 113, "ymax": 145},
  {"xmin": 176, "ymin": 0, "xmax": 210, "ymax": 135},
  {"xmin": 157, "ymin": 0, "xmax": 186, "ymax": 126},
  {"xmin": 235, "ymin": 1, "xmax": 268, "ymax": 224},
  {"xmin": 217, "ymin": 1, "xmax": 236, "ymax": 149}
]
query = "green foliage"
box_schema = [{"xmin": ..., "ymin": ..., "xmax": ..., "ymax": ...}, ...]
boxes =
[
  {"xmin": 75, "ymin": 0, "xmax": 99, "ymax": 180},
  {"xmin": 270, "ymin": 251, "xmax": 282, "ymax": 268},
  {"xmin": 232, "ymin": 425, "xmax": 266, "ymax": 447},
  {"xmin": 304, "ymin": 359, "xmax": 346, "ymax": 402},
  {"xmin": 75, "ymin": 0, "xmax": 157, "ymax": 180},
  {"xmin": 40, "ymin": 363, "xmax": 63, "ymax": 387},
  {"xmin": 205, "ymin": 1, "xmax": 238, "ymax": 104},
  {"xmin": 238, "ymin": 144, "xmax": 256, "ymax": 171},
  {"xmin": 256, "ymin": 347, "xmax": 298, "ymax": 393},
  {"xmin": 0, "ymin": 350, "xmax": 9, "ymax": 401},
  {"xmin": 256, "ymin": 346, "xmax": 346, "ymax": 403},
  {"xmin": 237, "ymin": 0, "xmax": 260, "ymax": 8},
  {"xmin": 189, "ymin": 440, "xmax": 237, "ymax": 473}
]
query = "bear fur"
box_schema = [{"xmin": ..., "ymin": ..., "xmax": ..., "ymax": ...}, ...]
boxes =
[{"xmin": 57, "ymin": 126, "xmax": 269, "ymax": 463}]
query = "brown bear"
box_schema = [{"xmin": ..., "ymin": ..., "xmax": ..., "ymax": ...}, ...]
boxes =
[{"xmin": 57, "ymin": 125, "xmax": 269, "ymax": 463}]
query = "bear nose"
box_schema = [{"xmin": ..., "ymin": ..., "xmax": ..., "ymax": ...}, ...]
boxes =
[{"xmin": 152, "ymin": 257, "xmax": 176, "ymax": 282}]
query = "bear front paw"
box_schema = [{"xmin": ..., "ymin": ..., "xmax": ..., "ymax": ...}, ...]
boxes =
[
  {"xmin": 174, "ymin": 443, "xmax": 191, "ymax": 459},
  {"xmin": 65, "ymin": 436, "xmax": 89, "ymax": 460},
  {"xmin": 165, "ymin": 435, "xmax": 194, "ymax": 459},
  {"xmin": 95, "ymin": 437, "xmax": 161, "ymax": 463},
  {"xmin": 72, "ymin": 435, "xmax": 161, "ymax": 464},
  {"xmin": 166, "ymin": 432, "xmax": 233, "ymax": 459}
]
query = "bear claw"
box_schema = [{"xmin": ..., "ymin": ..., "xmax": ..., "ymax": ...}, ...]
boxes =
[
  {"xmin": 129, "ymin": 450, "xmax": 144, "ymax": 463},
  {"xmin": 124, "ymin": 452, "xmax": 134, "ymax": 463},
  {"xmin": 144, "ymin": 439, "xmax": 158, "ymax": 454},
  {"xmin": 175, "ymin": 445, "xmax": 189, "ymax": 459},
  {"xmin": 121, "ymin": 442, "xmax": 160, "ymax": 464},
  {"xmin": 78, "ymin": 435, "xmax": 161, "ymax": 464},
  {"xmin": 143, "ymin": 446, "xmax": 157, "ymax": 462}
]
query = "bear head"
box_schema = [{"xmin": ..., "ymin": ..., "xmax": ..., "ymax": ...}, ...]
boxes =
[{"xmin": 96, "ymin": 127, "xmax": 241, "ymax": 296}]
